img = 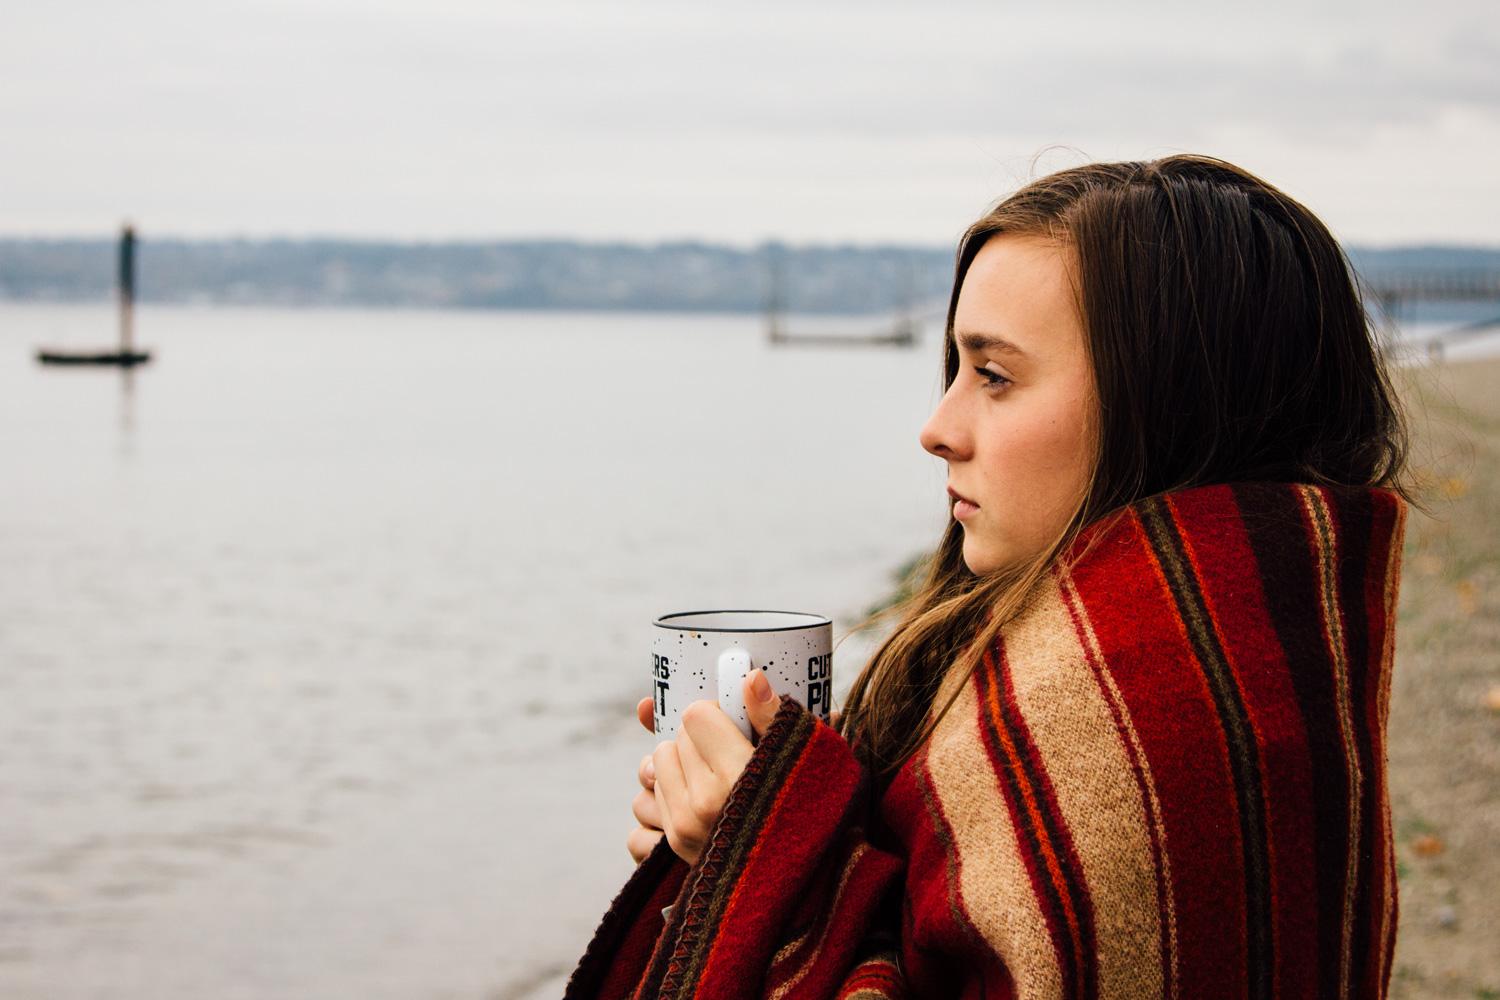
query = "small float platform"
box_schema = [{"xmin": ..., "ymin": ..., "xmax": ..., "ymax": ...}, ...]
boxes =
[
  {"xmin": 34, "ymin": 224, "xmax": 152, "ymax": 370},
  {"xmin": 37, "ymin": 350, "xmax": 153, "ymax": 367}
]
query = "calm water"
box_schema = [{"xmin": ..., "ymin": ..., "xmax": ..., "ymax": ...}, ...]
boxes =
[{"xmin": 0, "ymin": 303, "xmax": 948, "ymax": 998}]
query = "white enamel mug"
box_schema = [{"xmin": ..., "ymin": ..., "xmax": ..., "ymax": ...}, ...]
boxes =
[{"xmin": 650, "ymin": 610, "xmax": 833, "ymax": 740}]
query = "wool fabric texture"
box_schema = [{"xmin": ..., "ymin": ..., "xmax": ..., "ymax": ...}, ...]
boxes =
[{"xmin": 565, "ymin": 481, "xmax": 1407, "ymax": 1000}]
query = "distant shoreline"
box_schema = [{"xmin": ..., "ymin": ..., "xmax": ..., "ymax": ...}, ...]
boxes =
[{"xmin": 3, "ymin": 238, "xmax": 1498, "ymax": 317}]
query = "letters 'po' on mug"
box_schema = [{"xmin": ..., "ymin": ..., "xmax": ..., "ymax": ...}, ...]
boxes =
[{"xmin": 650, "ymin": 610, "xmax": 833, "ymax": 740}]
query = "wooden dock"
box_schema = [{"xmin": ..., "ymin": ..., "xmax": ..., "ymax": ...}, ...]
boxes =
[{"xmin": 1363, "ymin": 268, "xmax": 1500, "ymax": 358}]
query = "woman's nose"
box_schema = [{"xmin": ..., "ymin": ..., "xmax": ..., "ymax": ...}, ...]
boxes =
[{"xmin": 919, "ymin": 384, "xmax": 969, "ymax": 460}]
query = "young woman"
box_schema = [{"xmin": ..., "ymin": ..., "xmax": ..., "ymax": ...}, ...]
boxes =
[{"xmin": 568, "ymin": 154, "xmax": 1412, "ymax": 1000}]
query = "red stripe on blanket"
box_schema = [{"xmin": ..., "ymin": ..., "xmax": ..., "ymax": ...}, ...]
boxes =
[
  {"xmin": 1146, "ymin": 490, "xmax": 1273, "ymax": 999},
  {"xmin": 879, "ymin": 753, "xmax": 1008, "ymax": 997},
  {"xmin": 1324, "ymin": 485, "xmax": 1400, "ymax": 998},
  {"xmin": 1236, "ymin": 483, "xmax": 1354, "ymax": 998},
  {"xmin": 1065, "ymin": 505, "xmax": 1247, "ymax": 998},
  {"xmin": 1166, "ymin": 484, "xmax": 1320, "ymax": 997},
  {"xmin": 692, "ymin": 720, "xmax": 866, "ymax": 994}
]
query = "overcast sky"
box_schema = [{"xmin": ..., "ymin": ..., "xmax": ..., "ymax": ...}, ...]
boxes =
[{"xmin": 3, "ymin": 0, "xmax": 1497, "ymax": 246}]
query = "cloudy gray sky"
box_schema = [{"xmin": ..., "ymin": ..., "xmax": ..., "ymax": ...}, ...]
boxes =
[{"xmin": 3, "ymin": 0, "xmax": 1497, "ymax": 246}]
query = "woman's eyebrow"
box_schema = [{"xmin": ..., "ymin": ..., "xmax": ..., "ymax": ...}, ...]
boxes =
[{"xmin": 955, "ymin": 331, "xmax": 1027, "ymax": 357}]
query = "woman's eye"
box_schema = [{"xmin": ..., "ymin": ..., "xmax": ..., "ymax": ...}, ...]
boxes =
[{"xmin": 974, "ymin": 366, "xmax": 1012, "ymax": 391}]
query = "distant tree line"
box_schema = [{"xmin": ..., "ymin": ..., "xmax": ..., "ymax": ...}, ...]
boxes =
[{"xmin": 0, "ymin": 237, "xmax": 1496, "ymax": 316}]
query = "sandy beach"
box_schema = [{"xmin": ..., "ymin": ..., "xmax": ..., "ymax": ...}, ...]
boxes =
[{"xmin": 1385, "ymin": 355, "xmax": 1500, "ymax": 998}]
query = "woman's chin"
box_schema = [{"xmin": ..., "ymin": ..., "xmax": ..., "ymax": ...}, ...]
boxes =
[{"xmin": 960, "ymin": 541, "xmax": 1002, "ymax": 577}]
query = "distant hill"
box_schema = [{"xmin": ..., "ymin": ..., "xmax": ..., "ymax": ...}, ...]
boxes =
[
  {"xmin": 1345, "ymin": 245, "xmax": 1500, "ymax": 276},
  {"xmin": 0, "ymin": 238, "xmax": 954, "ymax": 315},
  {"xmin": 1, "ymin": 237, "xmax": 1496, "ymax": 316}
]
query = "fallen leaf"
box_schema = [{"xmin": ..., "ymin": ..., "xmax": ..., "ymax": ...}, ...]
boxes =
[
  {"xmin": 1412, "ymin": 834, "xmax": 1445, "ymax": 858},
  {"xmin": 1456, "ymin": 579, "xmax": 1479, "ymax": 615}
]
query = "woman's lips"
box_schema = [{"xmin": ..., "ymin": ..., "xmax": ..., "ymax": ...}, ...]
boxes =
[{"xmin": 947, "ymin": 487, "xmax": 980, "ymax": 521}]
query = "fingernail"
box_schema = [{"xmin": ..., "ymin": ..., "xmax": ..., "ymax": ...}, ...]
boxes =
[
  {"xmin": 644, "ymin": 758, "xmax": 655, "ymax": 782},
  {"xmin": 751, "ymin": 669, "xmax": 775, "ymax": 703}
]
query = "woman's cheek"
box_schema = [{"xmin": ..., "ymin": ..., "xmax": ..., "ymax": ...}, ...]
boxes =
[{"xmin": 1001, "ymin": 423, "xmax": 1082, "ymax": 558}]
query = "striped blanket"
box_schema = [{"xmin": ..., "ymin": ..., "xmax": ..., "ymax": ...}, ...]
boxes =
[{"xmin": 565, "ymin": 481, "xmax": 1407, "ymax": 1000}]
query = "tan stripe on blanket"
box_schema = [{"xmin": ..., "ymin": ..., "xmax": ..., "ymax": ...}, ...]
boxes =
[
  {"xmin": 925, "ymin": 648, "xmax": 1064, "ymax": 998},
  {"xmin": 1372, "ymin": 498, "xmax": 1406, "ymax": 991},
  {"xmin": 1001, "ymin": 580, "xmax": 1167, "ymax": 999}
]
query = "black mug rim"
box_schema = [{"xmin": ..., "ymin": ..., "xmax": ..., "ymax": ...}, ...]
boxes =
[{"xmin": 653, "ymin": 609, "xmax": 832, "ymax": 634}]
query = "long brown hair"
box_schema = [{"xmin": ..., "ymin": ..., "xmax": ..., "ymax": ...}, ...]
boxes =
[{"xmin": 837, "ymin": 154, "xmax": 1412, "ymax": 785}]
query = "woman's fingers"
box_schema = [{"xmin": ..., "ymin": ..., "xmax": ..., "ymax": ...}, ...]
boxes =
[
  {"xmin": 632, "ymin": 787, "xmax": 662, "ymax": 830},
  {"xmin": 627, "ymin": 826, "xmax": 663, "ymax": 864},
  {"xmin": 637, "ymin": 697, "xmax": 655, "ymax": 734},
  {"xmin": 674, "ymin": 713, "xmax": 717, "ymax": 790},
  {"xmin": 628, "ymin": 737, "xmax": 664, "ymax": 864},
  {"xmin": 674, "ymin": 723, "xmax": 733, "ymax": 831},
  {"xmin": 679, "ymin": 700, "xmax": 753, "ymax": 778},
  {"xmin": 652, "ymin": 741, "xmax": 686, "ymax": 849},
  {"xmin": 740, "ymin": 669, "xmax": 782, "ymax": 739},
  {"xmin": 652, "ymin": 713, "xmax": 758, "ymax": 868}
]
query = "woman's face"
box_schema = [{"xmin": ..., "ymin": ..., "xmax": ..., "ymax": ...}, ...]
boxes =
[{"xmin": 919, "ymin": 233, "xmax": 1098, "ymax": 576}]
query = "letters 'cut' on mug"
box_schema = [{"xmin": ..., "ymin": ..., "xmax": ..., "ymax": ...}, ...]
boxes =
[{"xmin": 650, "ymin": 610, "xmax": 833, "ymax": 740}]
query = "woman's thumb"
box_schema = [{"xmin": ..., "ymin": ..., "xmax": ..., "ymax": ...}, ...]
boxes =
[{"xmin": 744, "ymin": 669, "xmax": 781, "ymax": 738}]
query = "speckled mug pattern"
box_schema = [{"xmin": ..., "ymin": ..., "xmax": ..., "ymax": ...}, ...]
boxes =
[{"xmin": 651, "ymin": 610, "xmax": 833, "ymax": 740}]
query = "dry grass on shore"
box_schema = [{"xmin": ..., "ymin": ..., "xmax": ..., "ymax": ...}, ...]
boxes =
[{"xmin": 1386, "ymin": 356, "xmax": 1500, "ymax": 999}]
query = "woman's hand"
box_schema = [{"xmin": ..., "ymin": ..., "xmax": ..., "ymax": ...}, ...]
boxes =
[
  {"xmin": 625, "ymin": 668, "xmax": 781, "ymax": 866},
  {"xmin": 626, "ymin": 748, "xmax": 666, "ymax": 863}
]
